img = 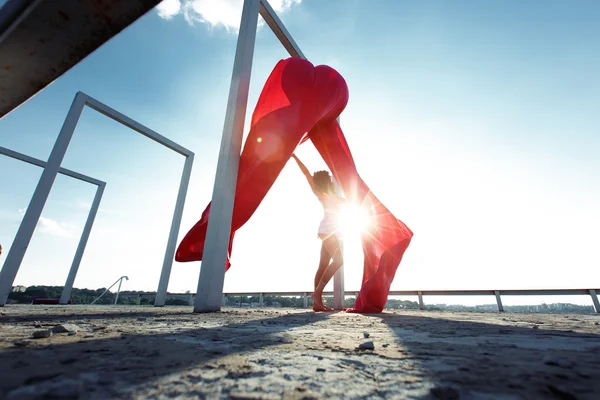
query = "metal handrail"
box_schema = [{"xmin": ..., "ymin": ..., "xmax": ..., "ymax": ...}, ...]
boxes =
[
  {"xmin": 116, "ymin": 288, "xmax": 600, "ymax": 313},
  {"xmin": 90, "ymin": 276, "xmax": 129, "ymax": 305}
]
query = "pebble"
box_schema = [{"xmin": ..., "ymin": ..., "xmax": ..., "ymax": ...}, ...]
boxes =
[
  {"xmin": 32, "ymin": 330, "xmax": 52, "ymax": 339},
  {"xmin": 363, "ymin": 332, "xmax": 370, "ymax": 338},
  {"xmin": 52, "ymin": 324, "xmax": 80, "ymax": 334},
  {"xmin": 13, "ymin": 340, "xmax": 31, "ymax": 347},
  {"xmin": 358, "ymin": 341, "xmax": 375, "ymax": 350},
  {"xmin": 316, "ymin": 368, "xmax": 326, "ymax": 372}
]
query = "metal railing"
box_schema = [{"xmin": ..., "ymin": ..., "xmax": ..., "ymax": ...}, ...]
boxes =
[
  {"xmin": 114, "ymin": 288, "xmax": 600, "ymax": 313},
  {"xmin": 91, "ymin": 276, "xmax": 129, "ymax": 305},
  {"xmin": 220, "ymin": 289, "xmax": 600, "ymax": 313}
]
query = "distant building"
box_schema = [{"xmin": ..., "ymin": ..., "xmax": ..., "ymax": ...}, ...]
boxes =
[{"xmin": 12, "ymin": 285, "xmax": 27, "ymax": 293}]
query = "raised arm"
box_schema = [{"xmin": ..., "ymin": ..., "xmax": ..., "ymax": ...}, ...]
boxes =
[{"xmin": 291, "ymin": 154, "xmax": 316, "ymax": 193}]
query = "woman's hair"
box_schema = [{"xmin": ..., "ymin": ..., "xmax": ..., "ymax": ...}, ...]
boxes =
[{"xmin": 312, "ymin": 170, "xmax": 333, "ymax": 194}]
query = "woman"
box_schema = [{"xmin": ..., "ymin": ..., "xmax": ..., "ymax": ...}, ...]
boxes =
[{"xmin": 291, "ymin": 154, "xmax": 345, "ymax": 311}]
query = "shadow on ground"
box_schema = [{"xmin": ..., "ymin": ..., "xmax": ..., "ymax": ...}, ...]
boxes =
[
  {"xmin": 1, "ymin": 307, "xmax": 599, "ymax": 399},
  {"xmin": 1, "ymin": 310, "xmax": 329, "ymax": 398},
  {"xmin": 1, "ymin": 310, "xmax": 173, "ymax": 323},
  {"xmin": 379, "ymin": 312, "xmax": 600, "ymax": 399}
]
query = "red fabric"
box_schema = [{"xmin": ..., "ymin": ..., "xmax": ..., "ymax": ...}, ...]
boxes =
[{"xmin": 176, "ymin": 57, "xmax": 413, "ymax": 313}]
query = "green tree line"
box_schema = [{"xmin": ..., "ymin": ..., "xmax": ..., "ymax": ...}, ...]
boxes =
[{"xmin": 9, "ymin": 286, "xmax": 420, "ymax": 309}]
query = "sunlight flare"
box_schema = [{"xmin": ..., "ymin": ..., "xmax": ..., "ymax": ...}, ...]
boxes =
[{"xmin": 338, "ymin": 203, "xmax": 371, "ymax": 236}]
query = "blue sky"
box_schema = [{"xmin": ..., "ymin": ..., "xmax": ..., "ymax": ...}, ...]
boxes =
[{"xmin": 1, "ymin": 0, "xmax": 599, "ymax": 306}]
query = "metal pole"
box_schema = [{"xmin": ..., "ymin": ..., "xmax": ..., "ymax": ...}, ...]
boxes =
[
  {"xmin": 259, "ymin": 0, "xmax": 305, "ymax": 59},
  {"xmin": 114, "ymin": 278, "xmax": 123, "ymax": 305},
  {"xmin": 333, "ymin": 177, "xmax": 346, "ymax": 310},
  {"xmin": 494, "ymin": 290, "xmax": 504, "ymax": 312},
  {"xmin": 418, "ymin": 291, "xmax": 424, "ymax": 310},
  {"xmin": 589, "ymin": 289, "xmax": 600, "ymax": 313},
  {"xmin": 155, "ymin": 153, "xmax": 194, "ymax": 306},
  {"xmin": 194, "ymin": 0, "xmax": 260, "ymax": 312},
  {"xmin": 91, "ymin": 275, "xmax": 127, "ymax": 305},
  {"xmin": 332, "ymin": 119, "xmax": 344, "ymax": 311},
  {"xmin": 0, "ymin": 92, "xmax": 86, "ymax": 305},
  {"xmin": 60, "ymin": 182, "xmax": 105, "ymax": 304},
  {"xmin": 332, "ymin": 248, "xmax": 345, "ymax": 309}
]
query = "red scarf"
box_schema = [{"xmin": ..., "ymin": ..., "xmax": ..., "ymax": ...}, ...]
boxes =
[{"xmin": 176, "ymin": 57, "xmax": 413, "ymax": 313}]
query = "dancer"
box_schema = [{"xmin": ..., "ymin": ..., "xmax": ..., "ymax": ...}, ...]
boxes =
[
  {"xmin": 176, "ymin": 57, "xmax": 413, "ymax": 313},
  {"xmin": 291, "ymin": 154, "xmax": 345, "ymax": 311}
]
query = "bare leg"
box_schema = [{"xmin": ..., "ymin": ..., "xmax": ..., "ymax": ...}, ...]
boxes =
[
  {"xmin": 314, "ymin": 236, "xmax": 331, "ymax": 289},
  {"xmin": 313, "ymin": 235, "xmax": 343, "ymax": 311},
  {"xmin": 313, "ymin": 237, "xmax": 333, "ymax": 311},
  {"xmin": 315, "ymin": 251, "xmax": 344, "ymax": 297}
]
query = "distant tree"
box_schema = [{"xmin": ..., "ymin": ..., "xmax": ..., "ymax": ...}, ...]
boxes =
[{"xmin": 165, "ymin": 298, "xmax": 189, "ymax": 306}]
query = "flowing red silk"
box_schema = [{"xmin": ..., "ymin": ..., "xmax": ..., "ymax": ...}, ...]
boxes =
[{"xmin": 176, "ymin": 57, "xmax": 413, "ymax": 313}]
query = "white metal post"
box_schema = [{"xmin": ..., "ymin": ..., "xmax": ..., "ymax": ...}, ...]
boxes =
[
  {"xmin": 0, "ymin": 92, "xmax": 86, "ymax": 305},
  {"xmin": 114, "ymin": 277, "xmax": 123, "ymax": 305},
  {"xmin": 494, "ymin": 290, "xmax": 504, "ymax": 312},
  {"xmin": 60, "ymin": 182, "xmax": 105, "ymax": 304},
  {"xmin": 1, "ymin": 145, "xmax": 104, "ymax": 305},
  {"xmin": 259, "ymin": 0, "xmax": 305, "ymax": 59},
  {"xmin": 155, "ymin": 154, "xmax": 195, "ymax": 306},
  {"xmin": 333, "ymin": 268, "xmax": 345, "ymax": 310},
  {"xmin": 589, "ymin": 289, "xmax": 600, "ymax": 313},
  {"xmin": 332, "ymin": 175, "xmax": 345, "ymax": 310},
  {"xmin": 194, "ymin": 0, "xmax": 260, "ymax": 313}
]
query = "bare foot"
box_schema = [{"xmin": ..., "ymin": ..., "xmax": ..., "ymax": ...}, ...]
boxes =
[
  {"xmin": 313, "ymin": 303, "xmax": 333, "ymax": 312},
  {"xmin": 312, "ymin": 292, "xmax": 333, "ymax": 312}
]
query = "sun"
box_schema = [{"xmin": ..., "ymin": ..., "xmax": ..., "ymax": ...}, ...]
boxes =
[{"xmin": 338, "ymin": 203, "xmax": 371, "ymax": 236}]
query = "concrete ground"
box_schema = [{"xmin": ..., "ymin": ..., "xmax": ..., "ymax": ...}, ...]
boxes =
[{"xmin": 0, "ymin": 305, "xmax": 599, "ymax": 399}]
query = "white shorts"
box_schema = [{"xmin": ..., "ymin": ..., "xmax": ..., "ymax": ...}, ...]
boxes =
[{"xmin": 318, "ymin": 217, "xmax": 342, "ymax": 239}]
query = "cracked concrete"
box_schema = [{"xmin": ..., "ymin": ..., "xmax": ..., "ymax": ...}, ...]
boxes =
[{"xmin": 0, "ymin": 305, "xmax": 599, "ymax": 399}]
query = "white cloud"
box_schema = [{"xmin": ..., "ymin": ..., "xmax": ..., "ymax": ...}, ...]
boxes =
[
  {"xmin": 156, "ymin": 0, "xmax": 302, "ymax": 31},
  {"xmin": 37, "ymin": 217, "xmax": 78, "ymax": 239},
  {"xmin": 17, "ymin": 209, "xmax": 80, "ymax": 239},
  {"xmin": 156, "ymin": 0, "xmax": 182, "ymax": 19}
]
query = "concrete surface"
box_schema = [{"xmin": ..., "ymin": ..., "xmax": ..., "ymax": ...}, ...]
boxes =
[{"xmin": 0, "ymin": 305, "xmax": 599, "ymax": 399}]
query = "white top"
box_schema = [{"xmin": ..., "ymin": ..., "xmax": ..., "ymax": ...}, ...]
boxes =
[{"xmin": 317, "ymin": 193, "xmax": 342, "ymax": 236}]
